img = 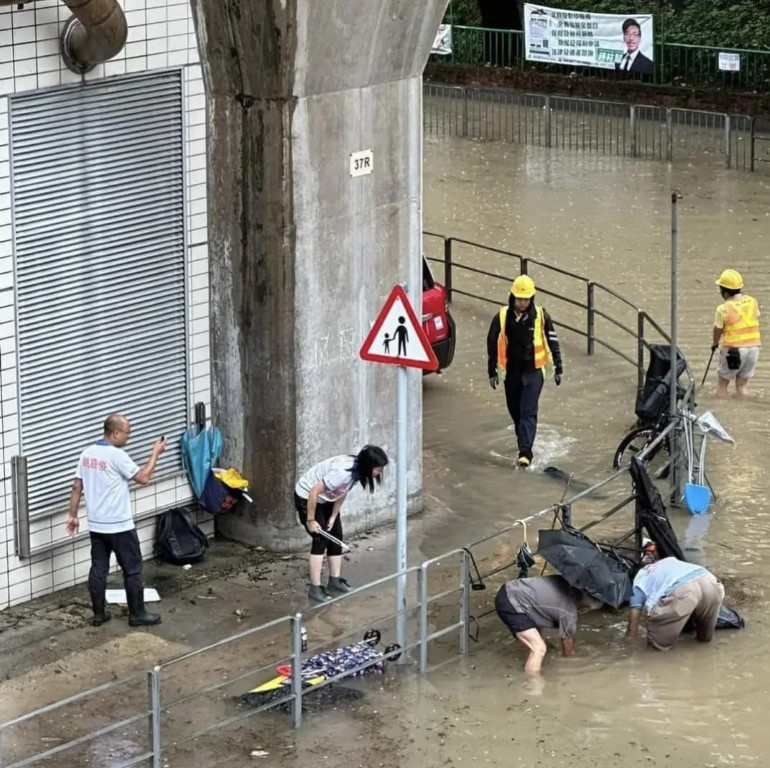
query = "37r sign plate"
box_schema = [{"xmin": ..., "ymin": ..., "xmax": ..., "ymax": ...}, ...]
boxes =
[{"xmin": 350, "ymin": 149, "xmax": 373, "ymax": 177}]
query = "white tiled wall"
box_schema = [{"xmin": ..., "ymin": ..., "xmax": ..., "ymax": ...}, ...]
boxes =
[{"xmin": 0, "ymin": 0, "xmax": 211, "ymax": 610}]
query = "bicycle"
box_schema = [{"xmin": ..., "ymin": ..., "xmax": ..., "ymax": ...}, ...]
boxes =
[
  {"xmin": 612, "ymin": 379, "xmax": 692, "ymax": 476},
  {"xmin": 613, "ymin": 387, "xmax": 732, "ymax": 507}
]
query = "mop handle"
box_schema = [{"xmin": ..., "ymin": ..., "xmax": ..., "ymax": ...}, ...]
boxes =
[
  {"xmin": 701, "ymin": 347, "xmax": 716, "ymax": 387},
  {"xmin": 316, "ymin": 528, "xmax": 351, "ymax": 553}
]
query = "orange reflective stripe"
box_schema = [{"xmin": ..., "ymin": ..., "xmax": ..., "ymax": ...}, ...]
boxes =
[
  {"xmin": 497, "ymin": 307, "xmax": 507, "ymax": 378},
  {"xmin": 533, "ymin": 307, "xmax": 553, "ymax": 370}
]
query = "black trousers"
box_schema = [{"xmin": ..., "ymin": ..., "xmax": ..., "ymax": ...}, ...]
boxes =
[
  {"xmin": 88, "ymin": 529, "xmax": 144, "ymax": 597},
  {"xmin": 503, "ymin": 369, "xmax": 544, "ymax": 460}
]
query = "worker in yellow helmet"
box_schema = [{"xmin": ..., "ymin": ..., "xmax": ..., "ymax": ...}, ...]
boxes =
[
  {"xmin": 712, "ymin": 269, "xmax": 761, "ymax": 398},
  {"xmin": 487, "ymin": 275, "xmax": 563, "ymax": 468}
]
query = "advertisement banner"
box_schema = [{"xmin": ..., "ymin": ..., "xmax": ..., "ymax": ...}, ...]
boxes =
[
  {"xmin": 524, "ymin": 4, "xmax": 654, "ymax": 73},
  {"xmin": 431, "ymin": 24, "xmax": 453, "ymax": 56}
]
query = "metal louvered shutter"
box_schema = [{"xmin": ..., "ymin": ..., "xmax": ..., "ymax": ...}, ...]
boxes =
[{"xmin": 10, "ymin": 70, "xmax": 188, "ymax": 517}]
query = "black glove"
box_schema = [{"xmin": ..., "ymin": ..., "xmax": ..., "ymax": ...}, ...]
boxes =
[
  {"xmin": 489, "ymin": 375, "xmax": 499, "ymax": 390},
  {"xmin": 554, "ymin": 369, "xmax": 563, "ymax": 386},
  {"xmin": 711, "ymin": 344, "xmax": 719, "ymax": 352}
]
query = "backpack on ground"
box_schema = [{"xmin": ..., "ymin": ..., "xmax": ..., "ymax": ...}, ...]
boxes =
[{"xmin": 155, "ymin": 507, "xmax": 209, "ymax": 566}]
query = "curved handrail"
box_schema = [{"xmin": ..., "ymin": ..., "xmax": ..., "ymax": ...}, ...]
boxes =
[{"xmin": 424, "ymin": 232, "xmax": 694, "ymax": 389}]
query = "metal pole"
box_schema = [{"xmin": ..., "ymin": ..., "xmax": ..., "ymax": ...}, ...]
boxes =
[
  {"xmin": 11, "ymin": 455, "xmax": 30, "ymax": 559},
  {"xmin": 724, "ymin": 114, "xmax": 732, "ymax": 170},
  {"xmin": 418, "ymin": 565, "xmax": 428, "ymax": 674},
  {"xmin": 586, "ymin": 282, "xmax": 595, "ymax": 356},
  {"xmin": 670, "ymin": 190, "xmax": 682, "ymax": 505},
  {"xmin": 637, "ymin": 312, "xmax": 646, "ymax": 391},
  {"xmin": 443, "ymin": 237, "xmax": 453, "ymax": 301},
  {"xmin": 396, "ymin": 362, "xmax": 408, "ymax": 661},
  {"xmin": 290, "ymin": 613, "xmax": 303, "ymax": 728},
  {"xmin": 459, "ymin": 551, "xmax": 470, "ymax": 657},
  {"xmin": 149, "ymin": 668, "xmax": 161, "ymax": 768}
]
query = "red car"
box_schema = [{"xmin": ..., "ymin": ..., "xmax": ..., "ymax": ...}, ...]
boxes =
[{"xmin": 422, "ymin": 256, "xmax": 456, "ymax": 372}]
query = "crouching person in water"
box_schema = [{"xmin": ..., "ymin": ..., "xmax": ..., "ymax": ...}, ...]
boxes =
[
  {"xmin": 625, "ymin": 555, "xmax": 724, "ymax": 650},
  {"xmin": 495, "ymin": 575, "xmax": 602, "ymax": 674},
  {"xmin": 294, "ymin": 446, "xmax": 389, "ymax": 603}
]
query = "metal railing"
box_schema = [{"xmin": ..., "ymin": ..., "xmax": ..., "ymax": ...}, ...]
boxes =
[
  {"xmin": 1, "ymin": 236, "xmax": 703, "ymax": 763},
  {"xmin": 0, "ymin": 560, "xmax": 471, "ymax": 766},
  {"xmin": 2, "ymin": 475, "xmax": 635, "ymax": 765},
  {"xmin": 423, "ymin": 231, "xmax": 686, "ymax": 392},
  {"xmin": 0, "ymin": 673, "xmax": 153, "ymax": 768},
  {"xmin": 439, "ymin": 26, "xmax": 770, "ymax": 94},
  {"xmin": 424, "ymin": 83, "xmax": 756, "ymax": 171}
]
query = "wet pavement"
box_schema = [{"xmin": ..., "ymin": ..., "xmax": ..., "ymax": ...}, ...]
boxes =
[{"xmin": 2, "ymin": 137, "xmax": 770, "ymax": 766}]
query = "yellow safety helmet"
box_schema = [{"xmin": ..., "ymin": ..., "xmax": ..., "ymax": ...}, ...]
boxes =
[
  {"xmin": 511, "ymin": 275, "xmax": 536, "ymax": 299},
  {"xmin": 715, "ymin": 269, "xmax": 744, "ymax": 291}
]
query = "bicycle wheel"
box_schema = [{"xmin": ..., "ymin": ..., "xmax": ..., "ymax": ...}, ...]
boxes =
[{"xmin": 612, "ymin": 426, "xmax": 669, "ymax": 475}]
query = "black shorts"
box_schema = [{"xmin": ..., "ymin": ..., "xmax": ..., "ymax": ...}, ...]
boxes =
[
  {"xmin": 294, "ymin": 492, "xmax": 343, "ymax": 556},
  {"xmin": 495, "ymin": 585, "xmax": 537, "ymax": 636}
]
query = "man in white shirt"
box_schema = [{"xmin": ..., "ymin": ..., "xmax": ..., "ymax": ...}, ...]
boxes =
[
  {"xmin": 616, "ymin": 18, "xmax": 653, "ymax": 76},
  {"xmin": 625, "ymin": 556, "xmax": 724, "ymax": 650},
  {"xmin": 66, "ymin": 414, "xmax": 166, "ymax": 627}
]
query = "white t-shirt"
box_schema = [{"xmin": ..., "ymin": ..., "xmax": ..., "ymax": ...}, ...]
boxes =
[
  {"xmin": 295, "ymin": 455, "xmax": 355, "ymax": 503},
  {"xmin": 75, "ymin": 441, "xmax": 140, "ymax": 534}
]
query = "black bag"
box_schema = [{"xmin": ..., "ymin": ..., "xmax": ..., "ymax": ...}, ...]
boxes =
[
  {"xmin": 726, "ymin": 347, "xmax": 742, "ymax": 370},
  {"xmin": 717, "ymin": 603, "xmax": 746, "ymax": 630},
  {"xmin": 199, "ymin": 471, "xmax": 243, "ymax": 516},
  {"xmin": 635, "ymin": 344, "xmax": 688, "ymax": 425},
  {"xmin": 155, "ymin": 507, "xmax": 209, "ymax": 566}
]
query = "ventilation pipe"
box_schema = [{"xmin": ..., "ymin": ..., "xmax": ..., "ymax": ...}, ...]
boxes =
[
  {"xmin": 59, "ymin": 0, "xmax": 128, "ymax": 74},
  {"xmin": 0, "ymin": 0, "xmax": 128, "ymax": 74}
]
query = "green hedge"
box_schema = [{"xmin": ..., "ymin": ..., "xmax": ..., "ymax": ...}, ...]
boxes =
[{"xmin": 445, "ymin": 1, "xmax": 770, "ymax": 51}]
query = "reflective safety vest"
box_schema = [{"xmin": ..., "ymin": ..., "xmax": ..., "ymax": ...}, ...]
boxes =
[
  {"xmin": 721, "ymin": 295, "xmax": 761, "ymax": 348},
  {"xmin": 497, "ymin": 305, "xmax": 553, "ymax": 379}
]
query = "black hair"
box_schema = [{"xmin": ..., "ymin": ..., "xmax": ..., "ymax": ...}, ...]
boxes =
[
  {"xmin": 720, "ymin": 287, "xmax": 741, "ymax": 299},
  {"xmin": 622, "ymin": 18, "xmax": 641, "ymax": 34},
  {"xmin": 351, "ymin": 445, "xmax": 389, "ymax": 493},
  {"xmin": 508, "ymin": 293, "xmax": 536, "ymax": 310}
]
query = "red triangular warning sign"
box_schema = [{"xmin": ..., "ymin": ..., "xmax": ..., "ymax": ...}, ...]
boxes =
[{"xmin": 359, "ymin": 285, "xmax": 439, "ymax": 371}]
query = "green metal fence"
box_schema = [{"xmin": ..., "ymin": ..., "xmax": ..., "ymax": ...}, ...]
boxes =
[{"xmin": 437, "ymin": 26, "xmax": 770, "ymax": 93}]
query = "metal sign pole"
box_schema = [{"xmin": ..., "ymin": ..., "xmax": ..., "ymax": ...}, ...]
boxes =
[
  {"xmin": 395, "ymin": 362, "xmax": 408, "ymax": 660},
  {"xmin": 359, "ymin": 280, "xmax": 437, "ymax": 662},
  {"xmin": 670, "ymin": 190, "xmax": 682, "ymax": 504}
]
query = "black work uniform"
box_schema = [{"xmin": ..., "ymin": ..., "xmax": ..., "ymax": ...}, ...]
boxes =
[{"xmin": 487, "ymin": 302, "xmax": 563, "ymax": 461}]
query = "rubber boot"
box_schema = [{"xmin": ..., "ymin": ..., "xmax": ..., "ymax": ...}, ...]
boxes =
[
  {"xmin": 308, "ymin": 584, "xmax": 331, "ymax": 603},
  {"xmin": 89, "ymin": 590, "xmax": 112, "ymax": 627},
  {"xmin": 327, "ymin": 576, "xmax": 352, "ymax": 594},
  {"xmin": 127, "ymin": 588, "xmax": 162, "ymax": 627}
]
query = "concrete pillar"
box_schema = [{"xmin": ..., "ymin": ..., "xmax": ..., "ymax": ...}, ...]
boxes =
[{"xmin": 190, "ymin": 0, "xmax": 448, "ymax": 550}]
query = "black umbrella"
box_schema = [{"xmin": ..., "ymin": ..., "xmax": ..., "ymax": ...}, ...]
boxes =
[{"xmin": 537, "ymin": 528, "xmax": 633, "ymax": 609}]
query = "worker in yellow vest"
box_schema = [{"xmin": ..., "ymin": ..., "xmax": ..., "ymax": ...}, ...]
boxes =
[
  {"xmin": 487, "ymin": 276, "xmax": 563, "ymax": 468},
  {"xmin": 712, "ymin": 269, "xmax": 761, "ymax": 398}
]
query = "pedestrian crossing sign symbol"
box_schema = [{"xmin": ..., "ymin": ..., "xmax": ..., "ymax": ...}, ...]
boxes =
[{"xmin": 359, "ymin": 285, "xmax": 439, "ymax": 371}]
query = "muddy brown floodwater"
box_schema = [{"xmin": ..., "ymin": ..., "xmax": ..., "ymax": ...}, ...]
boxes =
[{"xmin": 3, "ymin": 136, "xmax": 770, "ymax": 767}]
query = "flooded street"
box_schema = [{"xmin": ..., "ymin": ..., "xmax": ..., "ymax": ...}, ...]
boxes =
[
  {"xmin": 409, "ymin": 135, "xmax": 770, "ymax": 766},
  {"xmin": 3, "ymin": 136, "xmax": 770, "ymax": 767}
]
